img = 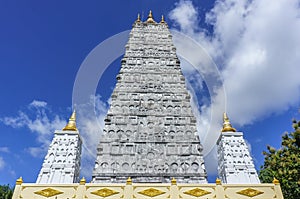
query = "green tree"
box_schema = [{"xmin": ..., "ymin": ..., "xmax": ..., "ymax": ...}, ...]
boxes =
[
  {"xmin": 259, "ymin": 119, "xmax": 300, "ymax": 199},
  {"xmin": 0, "ymin": 184, "xmax": 13, "ymax": 199}
]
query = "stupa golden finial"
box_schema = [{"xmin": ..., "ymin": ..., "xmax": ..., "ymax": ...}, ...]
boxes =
[
  {"xmin": 63, "ymin": 110, "xmax": 78, "ymax": 131},
  {"xmin": 221, "ymin": 112, "xmax": 236, "ymax": 132},
  {"xmin": 160, "ymin": 15, "xmax": 165, "ymax": 23},
  {"xmin": 147, "ymin": 10, "xmax": 155, "ymax": 23},
  {"xmin": 136, "ymin": 13, "xmax": 141, "ymax": 23}
]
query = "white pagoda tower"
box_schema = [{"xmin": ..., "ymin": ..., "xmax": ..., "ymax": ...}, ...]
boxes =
[
  {"xmin": 217, "ymin": 113, "xmax": 260, "ymax": 184},
  {"xmin": 36, "ymin": 110, "xmax": 82, "ymax": 184},
  {"xmin": 92, "ymin": 11, "xmax": 207, "ymax": 183}
]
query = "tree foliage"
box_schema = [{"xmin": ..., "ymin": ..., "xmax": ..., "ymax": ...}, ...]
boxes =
[
  {"xmin": 0, "ymin": 184, "xmax": 13, "ymax": 199},
  {"xmin": 259, "ymin": 119, "xmax": 300, "ymax": 199}
]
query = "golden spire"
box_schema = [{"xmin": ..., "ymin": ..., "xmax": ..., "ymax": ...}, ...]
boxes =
[
  {"xmin": 221, "ymin": 112, "xmax": 236, "ymax": 132},
  {"xmin": 146, "ymin": 10, "xmax": 155, "ymax": 23},
  {"xmin": 136, "ymin": 13, "xmax": 141, "ymax": 23},
  {"xmin": 63, "ymin": 110, "xmax": 78, "ymax": 131},
  {"xmin": 160, "ymin": 15, "xmax": 165, "ymax": 23}
]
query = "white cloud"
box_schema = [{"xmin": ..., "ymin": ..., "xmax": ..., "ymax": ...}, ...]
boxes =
[
  {"xmin": 29, "ymin": 100, "xmax": 47, "ymax": 108},
  {"xmin": 26, "ymin": 147, "xmax": 46, "ymax": 158},
  {"xmin": 1, "ymin": 97, "xmax": 109, "ymax": 179},
  {"xmin": 0, "ymin": 156, "xmax": 5, "ymax": 170},
  {"xmin": 169, "ymin": 0, "xmax": 199, "ymax": 34},
  {"xmin": 207, "ymin": 0, "xmax": 300, "ymax": 125},
  {"xmin": 1, "ymin": 100, "xmax": 66, "ymax": 157},
  {"xmin": 169, "ymin": 0, "xmax": 300, "ymax": 175},
  {"xmin": 0, "ymin": 147, "xmax": 10, "ymax": 153},
  {"xmin": 75, "ymin": 95, "xmax": 108, "ymax": 178}
]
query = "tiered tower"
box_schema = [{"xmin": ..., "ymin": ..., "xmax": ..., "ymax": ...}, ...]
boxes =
[
  {"xmin": 217, "ymin": 113, "xmax": 260, "ymax": 183},
  {"xmin": 92, "ymin": 12, "xmax": 207, "ymax": 183},
  {"xmin": 36, "ymin": 111, "xmax": 82, "ymax": 184}
]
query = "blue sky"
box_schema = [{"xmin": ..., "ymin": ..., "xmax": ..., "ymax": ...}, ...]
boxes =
[{"xmin": 1, "ymin": 0, "xmax": 300, "ymax": 185}]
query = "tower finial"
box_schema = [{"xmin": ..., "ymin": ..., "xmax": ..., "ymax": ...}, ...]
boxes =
[
  {"xmin": 160, "ymin": 15, "xmax": 165, "ymax": 23},
  {"xmin": 136, "ymin": 13, "xmax": 141, "ymax": 23},
  {"xmin": 147, "ymin": 10, "xmax": 155, "ymax": 23},
  {"xmin": 221, "ymin": 112, "xmax": 236, "ymax": 132},
  {"xmin": 63, "ymin": 110, "xmax": 78, "ymax": 131}
]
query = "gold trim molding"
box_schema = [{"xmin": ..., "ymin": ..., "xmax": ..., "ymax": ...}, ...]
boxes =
[
  {"xmin": 138, "ymin": 188, "xmax": 166, "ymax": 197},
  {"xmin": 183, "ymin": 188, "xmax": 211, "ymax": 197},
  {"xmin": 91, "ymin": 188, "xmax": 119, "ymax": 197},
  {"xmin": 236, "ymin": 188, "xmax": 264, "ymax": 197},
  {"xmin": 34, "ymin": 188, "xmax": 63, "ymax": 198}
]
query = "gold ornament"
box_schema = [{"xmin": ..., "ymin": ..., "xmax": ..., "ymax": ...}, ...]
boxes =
[
  {"xmin": 16, "ymin": 177, "xmax": 23, "ymax": 185},
  {"xmin": 63, "ymin": 110, "xmax": 78, "ymax": 131},
  {"xmin": 183, "ymin": 188, "xmax": 211, "ymax": 197},
  {"xmin": 138, "ymin": 188, "xmax": 165, "ymax": 197},
  {"xmin": 91, "ymin": 188, "xmax": 119, "ymax": 197},
  {"xmin": 126, "ymin": 177, "xmax": 132, "ymax": 185},
  {"xmin": 34, "ymin": 188, "xmax": 63, "ymax": 198},
  {"xmin": 80, "ymin": 177, "xmax": 86, "ymax": 185},
  {"xmin": 221, "ymin": 112, "xmax": 236, "ymax": 132},
  {"xmin": 147, "ymin": 11, "xmax": 156, "ymax": 23},
  {"xmin": 273, "ymin": 177, "xmax": 280, "ymax": 185},
  {"xmin": 236, "ymin": 188, "xmax": 264, "ymax": 197},
  {"xmin": 171, "ymin": 177, "xmax": 177, "ymax": 185}
]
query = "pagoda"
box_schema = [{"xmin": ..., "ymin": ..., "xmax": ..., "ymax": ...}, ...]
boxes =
[
  {"xmin": 92, "ymin": 11, "xmax": 207, "ymax": 183},
  {"xmin": 36, "ymin": 110, "xmax": 82, "ymax": 184},
  {"xmin": 217, "ymin": 113, "xmax": 260, "ymax": 183}
]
